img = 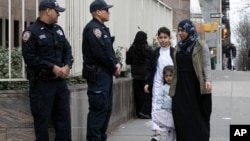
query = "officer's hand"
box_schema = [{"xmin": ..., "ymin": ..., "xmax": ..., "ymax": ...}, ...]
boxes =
[
  {"xmin": 113, "ymin": 63, "xmax": 122, "ymax": 76},
  {"xmin": 61, "ymin": 65, "xmax": 70, "ymax": 78},
  {"xmin": 144, "ymin": 84, "xmax": 150, "ymax": 93},
  {"xmin": 52, "ymin": 65, "xmax": 63, "ymax": 78}
]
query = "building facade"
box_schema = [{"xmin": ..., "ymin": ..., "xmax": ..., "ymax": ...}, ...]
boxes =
[
  {"xmin": 163, "ymin": 0, "xmax": 190, "ymax": 29},
  {"xmin": 0, "ymin": 0, "xmax": 39, "ymax": 48}
]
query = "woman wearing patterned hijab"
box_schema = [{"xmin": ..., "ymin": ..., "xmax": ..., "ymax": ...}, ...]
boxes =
[{"xmin": 169, "ymin": 19, "xmax": 212, "ymax": 141}]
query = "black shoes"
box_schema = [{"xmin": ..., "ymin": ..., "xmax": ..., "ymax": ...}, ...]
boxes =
[{"xmin": 138, "ymin": 112, "xmax": 151, "ymax": 119}]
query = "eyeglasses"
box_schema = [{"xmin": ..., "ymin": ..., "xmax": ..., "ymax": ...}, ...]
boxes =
[{"xmin": 101, "ymin": 8, "xmax": 109, "ymax": 12}]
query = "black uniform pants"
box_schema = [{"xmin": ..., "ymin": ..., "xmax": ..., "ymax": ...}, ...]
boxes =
[
  {"xmin": 86, "ymin": 71, "xmax": 113, "ymax": 141},
  {"xmin": 29, "ymin": 79, "xmax": 71, "ymax": 141}
]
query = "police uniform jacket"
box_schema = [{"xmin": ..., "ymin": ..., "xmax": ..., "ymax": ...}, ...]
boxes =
[
  {"xmin": 82, "ymin": 18, "xmax": 119, "ymax": 74},
  {"xmin": 22, "ymin": 18, "xmax": 74, "ymax": 71}
]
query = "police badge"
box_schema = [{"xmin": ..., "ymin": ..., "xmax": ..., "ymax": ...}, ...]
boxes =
[
  {"xmin": 93, "ymin": 28, "xmax": 102, "ymax": 39},
  {"xmin": 23, "ymin": 31, "xmax": 31, "ymax": 42},
  {"xmin": 56, "ymin": 29, "xmax": 63, "ymax": 36}
]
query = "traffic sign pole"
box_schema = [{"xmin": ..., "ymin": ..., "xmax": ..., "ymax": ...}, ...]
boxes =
[{"xmin": 216, "ymin": 0, "xmax": 223, "ymax": 70}]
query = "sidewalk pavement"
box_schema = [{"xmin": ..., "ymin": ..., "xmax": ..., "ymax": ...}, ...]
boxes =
[{"xmin": 107, "ymin": 70, "xmax": 250, "ymax": 141}]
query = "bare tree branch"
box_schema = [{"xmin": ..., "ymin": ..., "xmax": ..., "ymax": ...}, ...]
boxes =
[{"xmin": 235, "ymin": 15, "xmax": 250, "ymax": 70}]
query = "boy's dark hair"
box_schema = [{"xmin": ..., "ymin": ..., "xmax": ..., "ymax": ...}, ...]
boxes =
[
  {"xmin": 157, "ymin": 27, "xmax": 171, "ymax": 37},
  {"xmin": 163, "ymin": 65, "xmax": 174, "ymax": 84}
]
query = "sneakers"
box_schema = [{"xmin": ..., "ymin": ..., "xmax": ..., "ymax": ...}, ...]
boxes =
[{"xmin": 151, "ymin": 134, "xmax": 161, "ymax": 141}]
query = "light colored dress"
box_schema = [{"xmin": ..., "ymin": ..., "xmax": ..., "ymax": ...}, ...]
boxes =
[
  {"xmin": 152, "ymin": 46, "xmax": 173, "ymax": 131},
  {"xmin": 152, "ymin": 84, "xmax": 174, "ymax": 128},
  {"xmin": 152, "ymin": 84, "xmax": 176, "ymax": 141}
]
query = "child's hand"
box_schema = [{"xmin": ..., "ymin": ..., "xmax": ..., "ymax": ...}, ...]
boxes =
[{"xmin": 144, "ymin": 84, "xmax": 150, "ymax": 93}]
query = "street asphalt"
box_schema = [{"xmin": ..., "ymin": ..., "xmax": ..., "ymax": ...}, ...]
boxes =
[{"xmin": 107, "ymin": 70, "xmax": 250, "ymax": 141}]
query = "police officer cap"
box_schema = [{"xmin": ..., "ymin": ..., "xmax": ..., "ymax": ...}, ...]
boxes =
[
  {"xmin": 39, "ymin": 0, "xmax": 65, "ymax": 12},
  {"xmin": 90, "ymin": 0, "xmax": 113, "ymax": 13}
]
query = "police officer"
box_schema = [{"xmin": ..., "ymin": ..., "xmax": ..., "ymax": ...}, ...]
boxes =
[
  {"xmin": 22, "ymin": 0, "xmax": 73, "ymax": 141},
  {"xmin": 82, "ymin": 0, "xmax": 122, "ymax": 140}
]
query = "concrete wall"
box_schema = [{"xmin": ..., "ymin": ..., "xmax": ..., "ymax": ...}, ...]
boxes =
[{"xmin": 0, "ymin": 78, "xmax": 134, "ymax": 141}]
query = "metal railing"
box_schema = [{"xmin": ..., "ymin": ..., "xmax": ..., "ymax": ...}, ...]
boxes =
[{"xmin": 0, "ymin": 0, "xmax": 39, "ymax": 81}]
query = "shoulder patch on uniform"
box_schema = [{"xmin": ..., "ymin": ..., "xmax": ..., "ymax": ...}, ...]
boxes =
[
  {"xmin": 23, "ymin": 31, "xmax": 31, "ymax": 42},
  {"xmin": 93, "ymin": 28, "xmax": 102, "ymax": 39},
  {"xmin": 56, "ymin": 29, "xmax": 63, "ymax": 36}
]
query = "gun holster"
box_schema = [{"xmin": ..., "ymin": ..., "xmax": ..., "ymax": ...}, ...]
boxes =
[{"xmin": 82, "ymin": 63, "xmax": 98, "ymax": 83}]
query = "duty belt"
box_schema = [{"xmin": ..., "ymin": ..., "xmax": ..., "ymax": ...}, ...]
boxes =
[{"xmin": 37, "ymin": 69, "xmax": 56, "ymax": 81}]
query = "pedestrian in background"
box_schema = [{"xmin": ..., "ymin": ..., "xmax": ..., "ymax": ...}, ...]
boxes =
[
  {"xmin": 152, "ymin": 65, "xmax": 176, "ymax": 141},
  {"xmin": 22, "ymin": 0, "xmax": 74, "ymax": 140},
  {"xmin": 144, "ymin": 27, "xmax": 174, "ymax": 141},
  {"xmin": 126, "ymin": 31, "xmax": 153, "ymax": 119},
  {"xmin": 82, "ymin": 0, "xmax": 122, "ymax": 141},
  {"xmin": 169, "ymin": 19, "xmax": 212, "ymax": 141}
]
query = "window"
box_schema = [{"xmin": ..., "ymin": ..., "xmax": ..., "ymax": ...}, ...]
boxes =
[
  {"xmin": 14, "ymin": 20, "xmax": 19, "ymax": 47},
  {"xmin": 0, "ymin": 19, "xmax": 2, "ymax": 47}
]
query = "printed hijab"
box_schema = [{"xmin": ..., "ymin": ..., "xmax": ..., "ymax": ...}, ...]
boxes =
[{"xmin": 177, "ymin": 19, "xmax": 198, "ymax": 55}]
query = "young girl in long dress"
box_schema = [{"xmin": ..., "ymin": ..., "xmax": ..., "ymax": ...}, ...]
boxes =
[{"xmin": 152, "ymin": 65, "xmax": 176, "ymax": 141}]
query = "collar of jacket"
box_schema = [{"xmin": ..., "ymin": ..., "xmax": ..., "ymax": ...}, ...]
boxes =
[
  {"xmin": 36, "ymin": 18, "xmax": 56, "ymax": 31},
  {"xmin": 92, "ymin": 18, "xmax": 106, "ymax": 28},
  {"xmin": 192, "ymin": 40, "xmax": 202, "ymax": 56}
]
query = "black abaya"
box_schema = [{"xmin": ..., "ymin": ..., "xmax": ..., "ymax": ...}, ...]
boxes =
[{"xmin": 172, "ymin": 50, "xmax": 212, "ymax": 141}]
